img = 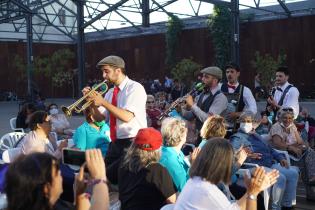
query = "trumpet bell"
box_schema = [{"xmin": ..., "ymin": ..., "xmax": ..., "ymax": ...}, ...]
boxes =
[{"xmin": 62, "ymin": 106, "xmax": 72, "ymax": 117}]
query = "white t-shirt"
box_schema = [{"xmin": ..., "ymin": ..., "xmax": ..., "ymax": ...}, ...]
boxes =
[
  {"xmin": 174, "ymin": 177, "xmax": 240, "ymax": 210},
  {"xmin": 101, "ymin": 76, "xmax": 147, "ymax": 139}
]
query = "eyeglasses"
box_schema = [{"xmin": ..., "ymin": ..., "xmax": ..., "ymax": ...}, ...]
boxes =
[{"xmin": 147, "ymin": 101, "xmax": 155, "ymax": 104}]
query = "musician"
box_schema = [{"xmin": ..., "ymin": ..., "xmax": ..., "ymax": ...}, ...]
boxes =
[
  {"xmin": 84, "ymin": 55, "xmax": 147, "ymax": 166},
  {"xmin": 267, "ymin": 66, "xmax": 299, "ymax": 119},
  {"xmin": 221, "ymin": 62, "xmax": 257, "ymax": 130},
  {"xmin": 182, "ymin": 66, "xmax": 228, "ymax": 145}
]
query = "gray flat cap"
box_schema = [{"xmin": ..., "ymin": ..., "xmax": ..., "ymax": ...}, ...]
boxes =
[
  {"xmin": 96, "ymin": 55, "xmax": 125, "ymax": 69},
  {"xmin": 200, "ymin": 66, "xmax": 222, "ymax": 80}
]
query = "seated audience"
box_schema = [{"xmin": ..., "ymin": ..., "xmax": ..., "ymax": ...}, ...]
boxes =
[
  {"xmin": 17, "ymin": 111, "xmax": 67, "ymax": 158},
  {"xmin": 160, "ymin": 117, "xmax": 192, "ymax": 192},
  {"xmin": 5, "ymin": 150, "xmax": 109, "ymax": 210},
  {"xmin": 146, "ymin": 94, "xmax": 162, "ymax": 129},
  {"xmin": 174, "ymin": 138, "xmax": 279, "ymax": 210},
  {"xmin": 269, "ymin": 107, "xmax": 315, "ymax": 183},
  {"xmin": 16, "ymin": 102, "xmax": 36, "ymax": 130},
  {"xmin": 255, "ymin": 111, "xmax": 272, "ymax": 135},
  {"xmin": 118, "ymin": 127, "xmax": 177, "ymax": 210},
  {"xmin": 198, "ymin": 115, "xmax": 227, "ymax": 148},
  {"xmin": 73, "ymin": 106, "xmax": 111, "ymax": 156},
  {"xmin": 48, "ymin": 103, "xmax": 73, "ymax": 138},
  {"xmin": 230, "ymin": 111, "xmax": 299, "ymax": 210}
]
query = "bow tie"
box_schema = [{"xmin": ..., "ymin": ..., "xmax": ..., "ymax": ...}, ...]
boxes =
[
  {"xmin": 276, "ymin": 87, "xmax": 283, "ymax": 92},
  {"xmin": 227, "ymin": 84, "xmax": 236, "ymax": 90}
]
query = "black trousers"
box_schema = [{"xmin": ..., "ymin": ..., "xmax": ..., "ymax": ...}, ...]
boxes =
[{"xmin": 105, "ymin": 138, "xmax": 133, "ymax": 184}]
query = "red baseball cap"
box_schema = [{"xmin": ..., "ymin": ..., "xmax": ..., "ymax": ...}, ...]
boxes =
[{"xmin": 134, "ymin": 127, "xmax": 162, "ymax": 151}]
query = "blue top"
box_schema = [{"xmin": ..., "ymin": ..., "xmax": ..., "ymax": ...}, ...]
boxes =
[
  {"xmin": 73, "ymin": 121, "xmax": 111, "ymax": 156},
  {"xmin": 160, "ymin": 146, "xmax": 190, "ymax": 192},
  {"xmin": 198, "ymin": 139, "xmax": 207, "ymax": 148},
  {"xmin": 230, "ymin": 130, "xmax": 285, "ymax": 167}
]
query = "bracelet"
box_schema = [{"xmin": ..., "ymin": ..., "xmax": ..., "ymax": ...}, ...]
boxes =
[
  {"xmin": 87, "ymin": 179, "xmax": 107, "ymax": 187},
  {"xmin": 247, "ymin": 193, "xmax": 257, "ymax": 200}
]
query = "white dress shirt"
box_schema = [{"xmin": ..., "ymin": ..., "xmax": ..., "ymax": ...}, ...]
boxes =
[
  {"xmin": 225, "ymin": 82, "xmax": 257, "ymax": 115},
  {"xmin": 101, "ymin": 76, "xmax": 147, "ymax": 139},
  {"xmin": 174, "ymin": 177, "xmax": 240, "ymax": 210},
  {"xmin": 274, "ymin": 82, "xmax": 299, "ymax": 119}
]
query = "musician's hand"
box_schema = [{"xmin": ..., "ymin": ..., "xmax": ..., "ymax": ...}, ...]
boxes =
[
  {"xmin": 228, "ymin": 112, "xmax": 240, "ymax": 120},
  {"xmin": 89, "ymin": 91, "xmax": 104, "ymax": 107},
  {"xmin": 267, "ymin": 97, "xmax": 278, "ymax": 108},
  {"xmin": 82, "ymin": 86, "xmax": 91, "ymax": 96},
  {"xmin": 185, "ymin": 95, "xmax": 194, "ymax": 109}
]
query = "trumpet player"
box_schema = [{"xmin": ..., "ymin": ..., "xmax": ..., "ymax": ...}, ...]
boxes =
[
  {"xmin": 181, "ymin": 66, "xmax": 228, "ymax": 145},
  {"xmin": 83, "ymin": 55, "xmax": 147, "ymax": 167}
]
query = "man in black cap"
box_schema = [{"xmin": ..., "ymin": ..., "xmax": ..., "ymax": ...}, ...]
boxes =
[
  {"xmin": 221, "ymin": 62, "xmax": 257, "ymax": 132},
  {"xmin": 181, "ymin": 66, "xmax": 228, "ymax": 145},
  {"xmin": 84, "ymin": 55, "xmax": 147, "ymax": 166}
]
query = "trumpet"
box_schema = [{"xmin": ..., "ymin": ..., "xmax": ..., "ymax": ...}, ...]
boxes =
[
  {"xmin": 61, "ymin": 81, "xmax": 108, "ymax": 117},
  {"xmin": 158, "ymin": 82, "xmax": 204, "ymax": 121}
]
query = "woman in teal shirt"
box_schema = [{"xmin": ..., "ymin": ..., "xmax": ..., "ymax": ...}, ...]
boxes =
[
  {"xmin": 73, "ymin": 106, "xmax": 111, "ymax": 156},
  {"xmin": 160, "ymin": 117, "xmax": 190, "ymax": 192}
]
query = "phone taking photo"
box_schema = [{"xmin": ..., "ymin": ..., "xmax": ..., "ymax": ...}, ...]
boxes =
[{"xmin": 62, "ymin": 148, "xmax": 86, "ymax": 166}]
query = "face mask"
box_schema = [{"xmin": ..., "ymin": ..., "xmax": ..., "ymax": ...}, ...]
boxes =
[
  {"xmin": 49, "ymin": 108, "xmax": 58, "ymax": 115},
  {"xmin": 94, "ymin": 121, "xmax": 105, "ymax": 127},
  {"xmin": 240, "ymin": 122, "xmax": 253, "ymax": 133}
]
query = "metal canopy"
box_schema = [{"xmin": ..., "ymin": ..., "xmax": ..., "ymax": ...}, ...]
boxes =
[
  {"xmin": 0, "ymin": 0, "xmax": 314, "ymax": 97},
  {"xmin": 0, "ymin": 0, "xmax": 313, "ymax": 43}
]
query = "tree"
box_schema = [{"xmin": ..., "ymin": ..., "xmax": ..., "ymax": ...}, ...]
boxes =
[
  {"xmin": 165, "ymin": 15, "xmax": 183, "ymax": 69},
  {"xmin": 251, "ymin": 51, "xmax": 287, "ymax": 88},
  {"xmin": 171, "ymin": 58, "xmax": 202, "ymax": 87},
  {"xmin": 207, "ymin": 5, "xmax": 231, "ymax": 70}
]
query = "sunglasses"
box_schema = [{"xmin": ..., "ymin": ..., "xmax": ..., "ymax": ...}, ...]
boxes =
[
  {"xmin": 282, "ymin": 108, "xmax": 293, "ymax": 112},
  {"xmin": 146, "ymin": 101, "xmax": 155, "ymax": 104}
]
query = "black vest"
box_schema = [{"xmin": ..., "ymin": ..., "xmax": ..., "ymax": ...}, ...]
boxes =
[
  {"xmin": 221, "ymin": 83, "xmax": 245, "ymax": 112},
  {"xmin": 195, "ymin": 90, "xmax": 221, "ymax": 130}
]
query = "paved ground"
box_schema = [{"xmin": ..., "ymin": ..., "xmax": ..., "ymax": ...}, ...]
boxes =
[{"xmin": 0, "ymin": 99, "xmax": 315, "ymax": 209}]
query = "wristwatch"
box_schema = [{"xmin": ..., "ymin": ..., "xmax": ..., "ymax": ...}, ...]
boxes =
[{"xmin": 247, "ymin": 194, "xmax": 257, "ymax": 200}]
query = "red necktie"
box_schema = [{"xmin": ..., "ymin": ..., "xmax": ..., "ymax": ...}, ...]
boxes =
[
  {"xmin": 227, "ymin": 84, "xmax": 236, "ymax": 90},
  {"xmin": 110, "ymin": 86, "xmax": 120, "ymax": 142}
]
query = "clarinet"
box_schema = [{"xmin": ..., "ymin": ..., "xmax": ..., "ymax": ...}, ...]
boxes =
[{"xmin": 158, "ymin": 82, "xmax": 204, "ymax": 121}]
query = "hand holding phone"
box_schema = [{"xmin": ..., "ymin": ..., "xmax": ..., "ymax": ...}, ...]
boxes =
[{"xmin": 62, "ymin": 148, "xmax": 86, "ymax": 166}]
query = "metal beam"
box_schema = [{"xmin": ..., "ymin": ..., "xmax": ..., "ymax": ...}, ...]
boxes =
[
  {"xmin": 26, "ymin": 14, "xmax": 33, "ymax": 100},
  {"xmin": 198, "ymin": 0, "xmax": 231, "ymax": 8},
  {"xmin": 77, "ymin": 0, "xmax": 86, "ymax": 96},
  {"xmin": 150, "ymin": 0, "xmax": 177, "ymax": 12},
  {"xmin": 277, "ymin": 0, "xmax": 291, "ymax": 17},
  {"xmin": 0, "ymin": 14, "xmax": 25, "ymax": 24},
  {"xmin": 142, "ymin": 0, "xmax": 149, "ymax": 27},
  {"xmin": 11, "ymin": 0, "xmax": 32, "ymax": 13},
  {"xmin": 231, "ymin": 0, "xmax": 239, "ymax": 65},
  {"xmin": 82, "ymin": 0, "xmax": 129, "ymax": 29}
]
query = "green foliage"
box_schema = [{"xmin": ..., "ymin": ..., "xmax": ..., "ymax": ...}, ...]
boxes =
[
  {"xmin": 251, "ymin": 51, "xmax": 287, "ymax": 87},
  {"xmin": 207, "ymin": 5, "xmax": 231, "ymax": 69},
  {"xmin": 13, "ymin": 49, "xmax": 75, "ymax": 88},
  {"xmin": 171, "ymin": 58, "xmax": 202, "ymax": 85},
  {"xmin": 165, "ymin": 15, "xmax": 183, "ymax": 69}
]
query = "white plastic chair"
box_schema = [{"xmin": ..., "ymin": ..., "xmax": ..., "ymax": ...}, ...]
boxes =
[
  {"xmin": 2, "ymin": 148, "xmax": 22, "ymax": 163},
  {"xmin": 9, "ymin": 117, "xmax": 24, "ymax": 133},
  {"xmin": 237, "ymin": 163, "xmax": 270, "ymax": 210},
  {"xmin": 0, "ymin": 132, "xmax": 26, "ymax": 153}
]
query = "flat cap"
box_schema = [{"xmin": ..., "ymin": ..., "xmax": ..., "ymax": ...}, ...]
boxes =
[
  {"xmin": 96, "ymin": 55, "xmax": 125, "ymax": 69},
  {"xmin": 200, "ymin": 66, "xmax": 222, "ymax": 80}
]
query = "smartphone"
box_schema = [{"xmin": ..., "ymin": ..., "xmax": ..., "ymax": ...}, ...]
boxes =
[
  {"xmin": 62, "ymin": 148, "xmax": 86, "ymax": 166},
  {"xmin": 182, "ymin": 143, "xmax": 195, "ymax": 156}
]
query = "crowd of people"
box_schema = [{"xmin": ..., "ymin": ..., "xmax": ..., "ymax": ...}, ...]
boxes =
[{"xmin": 2, "ymin": 55, "xmax": 315, "ymax": 210}]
